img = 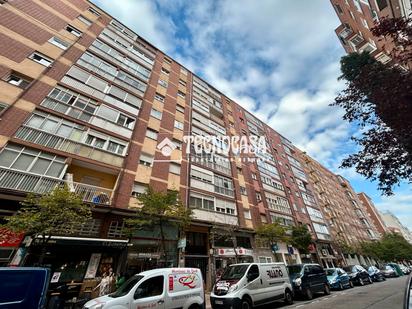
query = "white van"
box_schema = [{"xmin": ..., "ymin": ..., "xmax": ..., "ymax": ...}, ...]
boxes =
[
  {"xmin": 210, "ymin": 263, "xmax": 293, "ymax": 309},
  {"xmin": 83, "ymin": 268, "xmax": 205, "ymax": 309}
]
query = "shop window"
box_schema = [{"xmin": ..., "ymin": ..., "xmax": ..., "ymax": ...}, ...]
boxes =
[
  {"xmin": 134, "ymin": 276, "xmax": 164, "ymax": 299},
  {"xmin": 237, "ymin": 236, "xmax": 252, "ymax": 249}
]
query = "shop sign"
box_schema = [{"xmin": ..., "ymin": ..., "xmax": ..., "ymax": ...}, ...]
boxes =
[
  {"xmin": 216, "ymin": 248, "xmax": 253, "ymax": 256},
  {"xmin": 84, "ymin": 253, "xmax": 101, "ymax": 279},
  {"xmin": 0, "ymin": 229, "xmax": 24, "ymax": 247},
  {"xmin": 128, "ymin": 252, "xmax": 160, "ymax": 259}
]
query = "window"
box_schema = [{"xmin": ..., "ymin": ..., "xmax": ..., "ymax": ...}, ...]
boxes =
[
  {"xmin": 29, "ymin": 52, "xmax": 53, "ymax": 67},
  {"xmin": 154, "ymin": 93, "xmax": 165, "ymax": 102},
  {"xmin": 0, "ymin": 144, "xmax": 66, "ymax": 178},
  {"xmin": 139, "ymin": 153, "xmax": 153, "ymax": 167},
  {"xmin": 177, "ymin": 91, "xmax": 186, "ymax": 98},
  {"xmin": 78, "ymin": 15, "xmax": 92, "ymax": 26},
  {"xmin": 88, "ymin": 7, "xmax": 101, "ymax": 16},
  {"xmin": 189, "ymin": 193, "xmax": 214, "ymax": 211},
  {"xmin": 251, "ymin": 173, "xmax": 257, "ymax": 180},
  {"xmin": 0, "ymin": 102, "xmax": 8, "ymax": 114},
  {"xmin": 150, "ymin": 108, "xmax": 162, "ymax": 120},
  {"xmin": 214, "ymin": 174, "xmax": 234, "ymax": 197},
  {"xmin": 334, "ymin": 3, "xmax": 343, "ymax": 14},
  {"xmin": 161, "ymin": 68, "xmax": 170, "ymax": 75},
  {"xmin": 180, "ymin": 67, "xmax": 187, "ymax": 75},
  {"xmin": 240, "ymin": 186, "xmax": 247, "ymax": 195},
  {"xmin": 376, "ymin": 0, "xmax": 388, "ymax": 10},
  {"xmin": 85, "ymin": 134, "xmax": 105, "ymax": 148},
  {"xmin": 354, "ymin": 0, "xmax": 362, "ymax": 12},
  {"xmin": 48, "ymin": 36, "xmax": 70, "ymax": 50},
  {"xmin": 134, "ymin": 276, "xmax": 164, "ymax": 299},
  {"xmin": 361, "ymin": 18, "xmax": 369, "ymax": 29},
  {"xmin": 258, "ymin": 256, "xmax": 272, "ymax": 263},
  {"xmin": 66, "ymin": 24, "xmax": 82, "ymax": 37},
  {"xmin": 176, "ymin": 104, "xmax": 185, "ymax": 114},
  {"xmin": 158, "ymin": 79, "xmax": 168, "ymax": 88},
  {"xmin": 174, "ymin": 120, "xmax": 184, "ymax": 130},
  {"xmin": 216, "ymin": 199, "xmax": 236, "ymax": 215},
  {"xmin": 169, "ymin": 163, "xmax": 181, "ymax": 175},
  {"xmin": 247, "ymin": 265, "xmax": 259, "ymax": 281},
  {"xmin": 179, "ymin": 79, "xmax": 186, "ymax": 87},
  {"xmin": 164, "ymin": 57, "xmax": 172, "ymax": 64},
  {"xmin": 145, "ymin": 128, "xmax": 158, "ymax": 140},
  {"xmin": 244, "ymin": 210, "xmax": 251, "ymax": 220},
  {"xmin": 173, "ymin": 139, "xmax": 182, "ymax": 150},
  {"xmin": 132, "ymin": 182, "xmax": 147, "ymax": 197},
  {"xmin": 5, "ymin": 73, "xmax": 31, "ymax": 89},
  {"xmin": 107, "ymin": 141, "xmax": 126, "ymax": 155},
  {"xmin": 256, "ymin": 192, "xmax": 262, "ymax": 202}
]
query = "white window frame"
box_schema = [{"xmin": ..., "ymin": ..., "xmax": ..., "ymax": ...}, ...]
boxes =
[
  {"xmin": 66, "ymin": 24, "xmax": 82, "ymax": 37},
  {"xmin": 139, "ymin": 153, "xmax": 154, "ymax": 167},
  {"xmin": 174, "ymin": 120, "xmax": 184, "ymax": 130},
  {"xmin": 48, "ymin": 36, "xmax": 70, "ymax": 50},
  {"xmin": 29, "ymin": 52, "xmax": 53, "ymax": 67}
]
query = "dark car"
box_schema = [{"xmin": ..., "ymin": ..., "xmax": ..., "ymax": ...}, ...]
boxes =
[
  {"xmin": 0, "ymin": 267, "xmax": 50, "ymax": 308},
  {"xmin": 380, "ymin": 265, "xmax": 399, "ymax": 278},
  {"xmin": 287, "ymin": 264, "xmax": 330, "ymax": 300},
  {"xmin": 343, "ymin": 265, "xmax": 372, "ymax": 286},
  {"xmin": 367, "ymin": 266, "xmax": 386, "ymax": 282}
]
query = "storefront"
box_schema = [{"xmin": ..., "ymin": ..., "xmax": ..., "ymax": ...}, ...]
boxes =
[
  {"xmin": 316, "ymin": 242, "xmax": 338, "ymax": 268},
  {"xmin": 254, "ymin": 242, "xmax": 302, "ymax": 265},
  {"xmin": 126, "ymin": 224, "xmax": 179, "ymax": 274}
]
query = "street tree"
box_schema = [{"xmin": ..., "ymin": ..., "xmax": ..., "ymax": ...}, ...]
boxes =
[
  {"xmin": 333, "ymin": 50, "xmax": 412, "ymax": 195},
  {"xmin": 125, "ymin": 187, "xmax": 192, "ymax": 265},
  {"xmin": 0, "ymin": 185, "xmax": 92, "ymax": 264},
  {"xmin": 360, "ymin": 233, "xmax": 412, "ymax": 262},
  {"xmin": 289, "ymin": 225, "xmax": 312, "ymax": 255},
  {"xmin": 255, "ymin": 221, "xmax": 287, "ymax": 261}
]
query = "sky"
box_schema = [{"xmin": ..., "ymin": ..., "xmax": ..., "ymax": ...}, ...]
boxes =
[{"xmin": 91, "ymin": 0, "xmax": 411, "ymax": 230}]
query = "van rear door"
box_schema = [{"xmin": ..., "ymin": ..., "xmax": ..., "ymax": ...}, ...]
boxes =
[{"xmin": 0, "ymin": 267, "xmax": 50, "ymax": 309}]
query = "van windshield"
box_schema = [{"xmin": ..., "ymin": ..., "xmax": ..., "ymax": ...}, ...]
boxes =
[
  {"xmin": 109, "ymin": 275, "xmax": 144, "ymax": 298},
  {"xmin": 221, "ymin": 265, "xmax": 249, "ymax": 280}
]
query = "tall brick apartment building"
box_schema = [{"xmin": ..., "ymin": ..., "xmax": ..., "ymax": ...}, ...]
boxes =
[
  {"xmin": 331, "ymin": 0, "xmax": 411, "ymax": 64},
  {"xmin": 0, "ymin": 0, "xmax": 382, "ymax": 287}
]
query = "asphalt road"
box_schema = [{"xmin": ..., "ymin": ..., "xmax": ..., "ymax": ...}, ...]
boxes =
[{"xmin": 206, "ymin": 276, "xmax": 408, "ymax": 309}]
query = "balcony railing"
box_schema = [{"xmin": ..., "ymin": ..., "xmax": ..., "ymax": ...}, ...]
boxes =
[
  {"xmin": 0, "ymin": 168, "xmax": 113, "ymax": 205},
  {"xmin": 15, "ymin": 126, "xmax": 124, "ymax": 167}
]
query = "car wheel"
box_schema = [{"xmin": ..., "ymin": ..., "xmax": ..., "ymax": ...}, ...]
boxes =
[
  {"xmin": 349, "ymin": 281, "xmax": 354, "ymax": 288},
  {"xmin": 359, "ymin": 278, "xmax": 364, "ymax": 286},
  {"xmin": 305, "ymin": 288, "xmax": 313, "ymax": 300},
  {"xmin": 284, "ymin": 289, "xmax": 293, "ymax": 305},
  {"xmin": 368, "ymin": 277, "xmax": 373, "ymax": 284},
  {"xmin": 324, "ymin": 284, "xmax": 331, "ymax": 295},
  {"xmin": 339, "ymin": 282, "xmax": 344, "ymax": 290},
  {"xmin": 241, "ymin": 298, "xmax": 252, "ymax": 309}
]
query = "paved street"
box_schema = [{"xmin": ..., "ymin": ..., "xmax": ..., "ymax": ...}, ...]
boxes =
[{"xmin": 206, "ymin": 276, "xmax": 408, "ymax": 309}]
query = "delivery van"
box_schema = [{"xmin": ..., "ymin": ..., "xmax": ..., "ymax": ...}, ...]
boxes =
[
  {"xmin": 210, "ymin": 263, "xmax": 293, "ymax": 309},
  {"xmin": 83, "ymin": 268, "xmax": 205, "ymax": 309}
]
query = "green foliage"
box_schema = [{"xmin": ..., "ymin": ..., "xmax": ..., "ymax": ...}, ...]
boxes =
[
  {"xmin": 255, "ymin": 221, "xmax": 287, "ymax": 245},
  {"xmin": 125, "ymin": 187, "xmax": 192, "ymax": 234},
  {"xmin": 289, "ymin": 225, "xmax": 312, "ymax": 254},
  {"xmin": 360, "ymin": 233, "xmax": 412, "ymax": 262},
  {"xmin": 1, "ymin": 185, "xmax": 91, "ymax": 244}
]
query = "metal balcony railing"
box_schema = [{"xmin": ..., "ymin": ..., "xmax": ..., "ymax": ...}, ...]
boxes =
[
  {"xmin": 15, "ymin": 126, "xmax": 124, "ymax": 167},
  {"xmin": 0, "ymin": 168, "xmax": 113, "ymax": 205}
]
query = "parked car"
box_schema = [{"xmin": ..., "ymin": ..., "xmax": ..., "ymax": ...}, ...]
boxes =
[
  {"xmin": 342, "ymin": 265, "xmax": 372, "ymax": 286},
  {"xmin": 326, "ymin": 268, "xmax": 353, "ymax": 290},
  {"xmin": 367, "ymin": 266, "xmax": 386, "ymax": 282},
  {"xmin": 380, "ymin": 265, "xmax": 399, "ymax": 278},
  {"xmin": 84, "ymin": 268, "xmax": 205, "ymax": 309},
  {"xmin": 0, "ymin": 267, "xmax": 50, "ymax": 309},
  {"xmin": 287, "ymin": 263, "xmax": 330, "ymax": 300},
  {"xmin": 399, "ymin": 264, "xmax": 411, "ymax": 275},
  {"xmin": 211, "ymin": 263, "xmax": 293, "ymax": 308},
  {"xmin": 387, "ymin": 263, "xmax": 404, "ymax": 276}
]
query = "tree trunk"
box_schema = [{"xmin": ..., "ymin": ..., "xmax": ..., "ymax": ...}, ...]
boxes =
[{"xmin": 159, "ymin": 219, "xmax": 167, "ymax": 266}]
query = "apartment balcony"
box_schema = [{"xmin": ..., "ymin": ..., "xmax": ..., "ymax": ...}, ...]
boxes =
[
  {"xmin": 14, "ymin": 126, "xmax": 124, "ymax": 167},
  {"xmin": 0, "ymin": 168, "xmax": 113, "ymax": 205}
]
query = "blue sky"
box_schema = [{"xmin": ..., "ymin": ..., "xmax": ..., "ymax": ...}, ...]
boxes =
[{"xmin": 91, "ymin": 0, "xmax": 411, "ymax": 229}]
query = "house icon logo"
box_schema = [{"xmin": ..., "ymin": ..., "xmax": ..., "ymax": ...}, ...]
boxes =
[{"xmin": 157, "ymin": 137, "xmax": 176, "ymax": 157}]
